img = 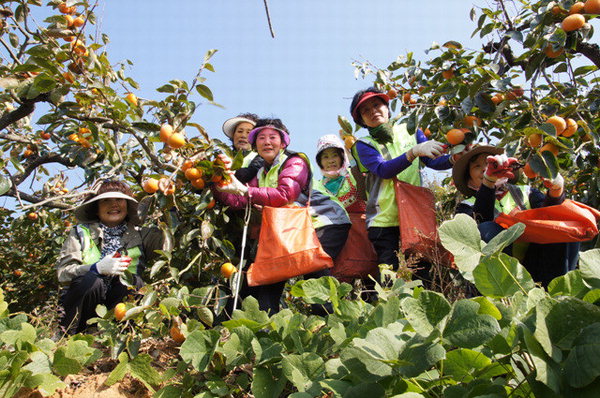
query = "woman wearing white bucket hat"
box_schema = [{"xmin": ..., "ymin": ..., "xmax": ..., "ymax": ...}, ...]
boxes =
[
  {"xmin": 222, "ymin": 113, "xmax": 266, "ymax": 183},
  {"xmin": 56, "ymin": 180, "xmax": 167, "ymax": 334}
]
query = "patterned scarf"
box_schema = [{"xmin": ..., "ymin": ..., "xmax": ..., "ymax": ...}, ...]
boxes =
[{"xmin": 100, "ymin": 223, "xmax": 127, "ymax": 257}]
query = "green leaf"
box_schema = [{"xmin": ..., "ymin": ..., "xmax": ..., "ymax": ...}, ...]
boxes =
[
  {"xmin": 337, "ymin": 115, "xmax": 353, "ymax": 134},
  {"xmin": 439, "ymin": 214, "xmax": 482, "ymax": 276},
  {"xmin": 529, "ymin": 151, "xmax": 559, "ymax": 179},
  {"xmin": 251, "ymin": 366, "xmax": 286, "ymax": 398},
  {"xmin": 481, "ymin": 223, "xmax": 525, "ymax": 256},
  {"xmin": 548, "ymin": 270, "xmax": 588, "ymax": 298},
  {"xmin": 565, "ymin": 323, "xmax": 600, "ymax": 388},
  {"xmin": 401, "ymin": 291, "xmax": 451, "ymax": 336},
  {"xmin": 340, "ymin": 322, "xmax": 408, "ymax": 380},
  {"xmin": 580, "ymin": 249, "xmax": 600, "ymax": 289},
  {"xmin": 52, "ymin": 347, "xmax": 82, "ymax": 377},
  {"xmin": 536, "ymin": 296, "xmax": 600, "ymax": 354},
  {"xmin": 444, "ymin": 300, "xmax": 501, "ymax": 348},
  {"xmin": 23, "ymin": 351, "xmax": 52, "ymax": 375},
  {"xmin": 132, "ymin": 122, "xmax": 160, "ymax": 132},
  {"xmin": 129, "ymin": 353, "xmax": 162, "ymax": 391},
  {"xmin": 105, "ymin": 359, "xmax": 128, "ymax": 386},
  {"xmin": 443, "ymin": 348, "xmax": 493, "ymax": 382},
  {"xmin": 282, "ymin": 353, "xmax": 325, "ymax": 392},
  {"xmin": 396, "ymin": 334, "xmax": 446, "ymax": 377},
  {"xmin": 473, "ymin": 253, "xmax": 535, "ymax": 298},
  {"xmin": 179, "ymin": 329, "xmax": 220, "ymax": 371},
  {"xmin": 24, "ymin": 373, "xmax": 65, "ymax": 396},
  {"xmin": 196, "ymin": 84, "xmax": 214, "ymax": 101}
]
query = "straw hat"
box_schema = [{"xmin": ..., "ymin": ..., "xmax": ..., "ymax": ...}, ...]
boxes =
[
  {"xmin": 222, "ymin": 116, "xmax": 257, "ymax": 139},
  {"xmin": 74, "ymin": 191, "xmax": 141, "ymax": 225},
  {"xmin": 452, "ymin": 145, "xmax": 503, "ymax": 196}
]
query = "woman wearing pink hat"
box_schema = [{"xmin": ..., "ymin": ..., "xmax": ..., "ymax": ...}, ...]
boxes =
[
  {"xmin": 56, "ymin": 180, "xmax": 167, "ymax": 333},
  {"xmin": 214, "ymin": 118, "xmax": 351, "ymax": 315},
  {"xmin": 349, "ymin": 87, "xmax": 457, "ymax": 276}
]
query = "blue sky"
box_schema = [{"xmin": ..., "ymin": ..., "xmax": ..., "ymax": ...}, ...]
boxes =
[{"xmin": 96, "ymin": 1, "xmax": 480, "ymax": 164}]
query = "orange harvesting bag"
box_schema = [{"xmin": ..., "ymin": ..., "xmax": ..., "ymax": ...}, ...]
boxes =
[
  {"xmin": 495, "ymin": 199, "xmax": 600, "ymax": 244},
  {"xmin": 246, "ymin": 205, "xmax": 333, "ymax": 287},
  {"xmin": 331, "ymin": 212, "xmax": 378, "ymax": 281},
  {"xmin": 394, "ymin": 179, "xmax": 454, "ymax": 267}
]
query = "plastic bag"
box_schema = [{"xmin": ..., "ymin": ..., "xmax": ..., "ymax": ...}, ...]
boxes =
[
  {"xmin": 246, "ymin": 205, "xmax": 333, "ymax": 286},
  {"xmin": 331, "ymin": 212, "xmax": 378, "ymax": 281},
  {"xmin": 495, "ymin": 199, "xmax": 600, "ymax": 244},
  {"xmin": 394, "ymin": 179, "xmax": 454, "ymax": 267}
]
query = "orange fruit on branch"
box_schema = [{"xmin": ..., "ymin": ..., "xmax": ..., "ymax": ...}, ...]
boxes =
[
  {"xmin": 462, "ymin": 115, "xmax": 482, "ymax": 127},
  {"xmin": 540, "ymin": 142, "xmax": 560, "ymax": 156},
  {"xmin": 546, "ymin": 115, "xmax": 566, "ymax": 135},
  {"xmin": 442, "ymin": 69, "xmax": 455, "ymax": 80},
  {"xmin": 190, "ymin": 178, "xmax": 206, "ymax": 189},
  {"xmin": 142, "ymin": 178, "xmax": 159, "ymax": 194},
  {"xmin": 523, "ymin": 162, "xmax": 537, "ymax": 179},
  {"xmin": 167, "ymin": 132, "xmax": 186, "ymax": 149},
  {"xmin": 562, "ymin": 118, "xmax": 577, "ymax": 137},
  {"xmin": 562, "ymin": 13, "xmax": 586, "ymax": 31},
  {"xmin": 445, "ymin": 128, "xmax": 465, "ymax": 145},
  {"xmin": 527, "ymin": 133, "xmax": 542, "ymax": 147},
  {"xmin": 159, "ymin": 124, "xmax": 173, "ymax": 143},
  {"xmin": 27, "ymin": 212, "xmax": 38, "ymax": 220},
  {"xmin": 584, "ymin": 0, "xmax": 600, "ymax": 14},
  {"xmin": 114, "ymin": 303, "xmax": 126, "ymax": 321},
  {"xmin": 220, "ymin": 262, "xmax": 237, "ymax": 278},
  {"xmin": 570, "ymin": 2, "xmax": 585, "ymax": 14},
  {"xmin": 386, "ymin": 88, "xmax": 397, "ymax": 99},
  {"xmin": 72, "ymin": 16, "xmax": 85, "ymax": 27},
  {"xmin": 184, "ymin": 167, "xmax": 202, "ymax": 181},
  {"xmin": 544, "ymin": 45, "xmax": 564, "ymax": 58},
  {"xmin": 125, "ymin": 92, "xmax": 138, "ymax": 106}
]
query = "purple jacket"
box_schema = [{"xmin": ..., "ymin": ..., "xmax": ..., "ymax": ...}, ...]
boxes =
[{"xmin": 214, "ymin": 156, "xmax": 310, "ymax": 209}]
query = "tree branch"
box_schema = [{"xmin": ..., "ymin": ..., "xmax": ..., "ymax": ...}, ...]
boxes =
[
  {"xmin": 6, "ymin": 189, "xmax": 71, "ymax": 210},
  {"xmin": 576, "ymin": 42, "xmax": 600, "ymax": 68},
  {"xmin": 12, "ymin": 152, "xmax": 76, "ymax": 186},
  {"xmin": 0, "ymin": 92, "xmax": 51, "ymax": 131},
  {"xmin": 262, "ymin": 0, "xmax": 275, "ymax": 38}
]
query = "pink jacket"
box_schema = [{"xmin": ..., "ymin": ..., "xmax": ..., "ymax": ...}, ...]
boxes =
[{"xmin": 214, "ymin": 155, "xmax": 310, "ymax": 209}]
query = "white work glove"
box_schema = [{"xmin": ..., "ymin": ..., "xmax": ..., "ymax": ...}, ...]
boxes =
[
  {"xmin": 409, "ymin": 140, "xmax": 446, "ymax": 159},
  {"xmin": 216, "ymin": 153, "xmax": 232, "ymax": 169},
  {"xmin": 96, "ymin": 252, "xmax": 131, "ymax": 276},
  {"xmin": 215, "ymin": 173, "xmax": 248, "ymax": 196},
  {"xmin": 543, "ymin": 173, "xmax": 564, "ymax": 196}
]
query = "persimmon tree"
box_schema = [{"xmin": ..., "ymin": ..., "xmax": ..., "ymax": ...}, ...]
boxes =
[
  {"xmin": 345, "ymin": 0, "xmax": 600, "ymax": 211},
  {"xmin": 0, "ymin": 0, "xmax": 236, "ymax": 312}
]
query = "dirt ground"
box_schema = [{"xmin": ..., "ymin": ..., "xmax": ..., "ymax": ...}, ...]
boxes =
[{"xmin": 14, "ymin": 338, "xmax": 179, "ymax": 398}]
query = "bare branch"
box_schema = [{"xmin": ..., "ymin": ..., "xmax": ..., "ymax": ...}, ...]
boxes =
[
  {"xmin": 7, "ymin": 189, "xmax": 72, "ymax": 210},
  {"xmin": 12, "ymin": 152, "xmax": 77, "ymax": 186},
  {"xmin": 262, "ymin": 0, "xmax": 275, "ymax": 38},
  {"xmin": 0, "ymin": 37, "xmax": 21, "ymax": 64}
]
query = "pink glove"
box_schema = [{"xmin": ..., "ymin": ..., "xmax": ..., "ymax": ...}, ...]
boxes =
[{"xmin": 484, "ymin": 155, "xmax": 520, "ymax": 181}]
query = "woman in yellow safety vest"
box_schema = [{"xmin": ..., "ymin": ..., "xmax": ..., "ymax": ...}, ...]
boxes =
[
  {"xmin": 214, "ymin": 118, "xmax": 351, "ymax": 315},
  {"xmin": 56, "ymin": 180, "xmax": 166, "ymax": 333},
  {"xmin": 452, "ymin": 145, "xmax": 579, "ymax": 287},
  {"xmin": 349, "ymin": 87, "xmax": 458, "ymax": 275}
]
